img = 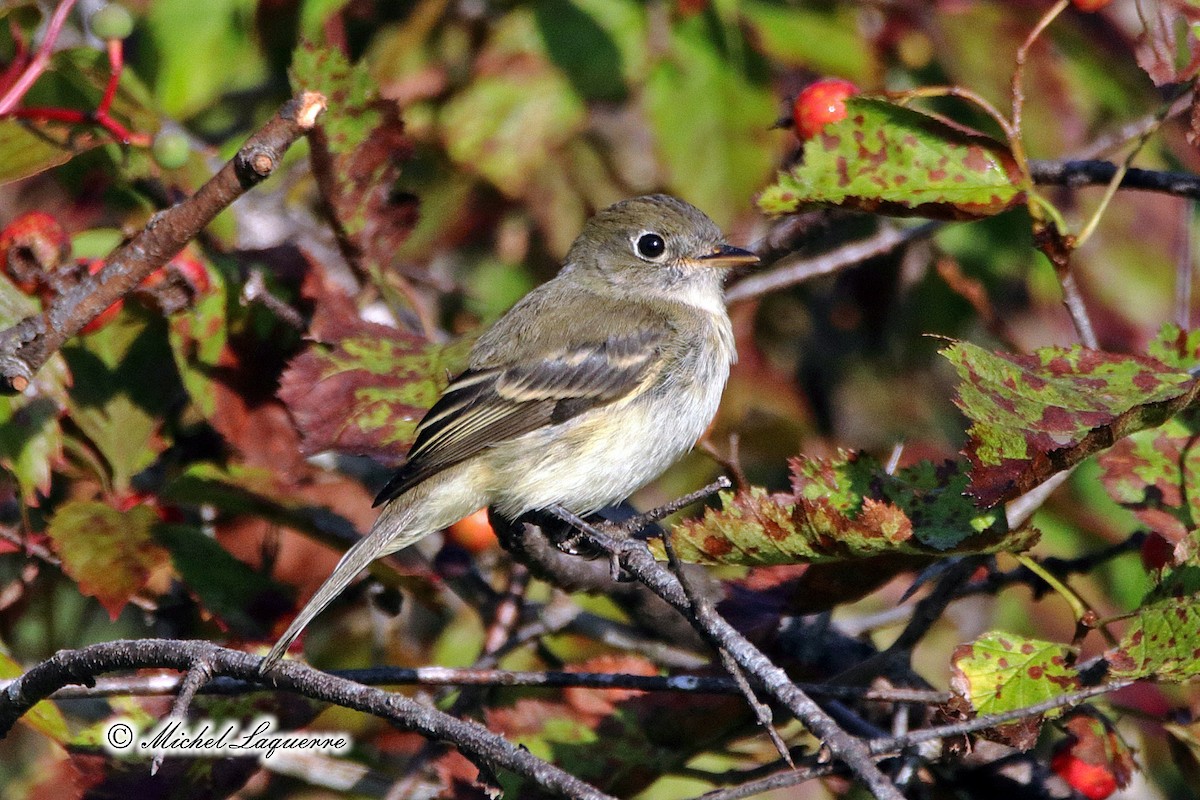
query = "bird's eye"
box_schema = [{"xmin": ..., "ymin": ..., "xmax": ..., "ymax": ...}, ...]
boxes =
[{"xmin": 635, "ymin": 232, "xmax": 666, "ymax": 260}]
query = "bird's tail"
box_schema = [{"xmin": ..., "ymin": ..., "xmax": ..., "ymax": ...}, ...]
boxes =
[{"xmin": 258, "ymin": 497, "xmax": 432, "ymax": 673}]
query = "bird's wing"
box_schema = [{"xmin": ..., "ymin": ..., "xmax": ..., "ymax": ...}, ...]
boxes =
[{"xmin": 372, "ymin": 326, "xmax": 668, "ymax": 507}]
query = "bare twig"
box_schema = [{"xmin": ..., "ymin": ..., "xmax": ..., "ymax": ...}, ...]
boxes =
[
  {"xmin": 726, "ymin": 223, "xmax": 939, "ymax": 304},
  {"xmin": 561, "ymin": 522, "xmax": 905, "ymax": 800},
  {"xmin": 661, "ymin": 527, "xmax": 793, "ymax": 767},
  {"xmin": 0, "ymin": 91, "xmax": 327, "ymax": 393},
  {"xmin": 1030, "ymin": 160, "xmax": 1200, "ymax": 200},
  {"xmin": 1176, "ymin": 200, "xmax": 1194, "ymax": 329},
  {"xmin": 610, "ymin": 477, "xmax": 732, "ymax": 535},
  {"xmin": 1059, "ymin": 269, "xmax": 1099, "ymax": 349},
  {"xmin": 151, "ymin": 658, "xmax": 215, "ymax": 775},
  {"xmin": 1068, "ymin": 91, "xmax": 1192, "ymax": 161},
  {"xmin": 1010, "ymin": 1, "xmax": 1069, "ymax": 165},
  {"xmin": 695, "ymin": 680, "xmax": 1135, "ymax": 800},
  {"xmin": 241, "ymin": 267, "xmax": 307, "ymax": 329},
  {"xmin": 0, "ymin": 639, "xmax": 614, "ymax": 800},
  {"xmin": 6, "ymin": 665, "xmax": 949, "ymax": 704}
]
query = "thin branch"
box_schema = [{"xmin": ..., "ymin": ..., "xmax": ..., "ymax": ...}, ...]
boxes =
[
  {"xmin": 694, "ymin": 680, "xmax": 1134, "ymax": 800},
  {"xmin": 1059, "ymin": 268, "xmax": 1100, "ymax": 349},
  {"xmin": 0, "ymin": 91, "xmax": 327, "ymax": 393},
  {"xmin": 1011, "ymin": 1, "xmax": 1069, "ymax": 164},
  {"xmin": 609, "ymin": 477, "xmax": 731, "ymax": 535},
  {"xmin": 1029, "ymin": 159, "xmax": 1200, "ymax": 200},
  {"xmin": 1176, "ymin": 200, "xmax": 1194, "ymax": 329},
  {"xmin": 562, "ymin": 522, "xmax": 905, "ymax": 800},
  {"xmin": 868, "ymin": 680, "xmax": 1133, "ymax": 753},
  {"xmin": 7, "ymin": 666, "xmax": 949, "ymax": 705},
  {"xmin": 151, "ymin": 658, "xmax": 215, "ymax": 776},
  {"xmin": 241, "ymin": 267, "xmax": 307, "ymax": 329},
  {"xmin": 661, "ymin": 526, "xmax": 793, "ymax": 767},
  {"xmin": 1068, "ymin": 91, "xmax": 1192, "ymax": 161},
  {"xmin": 0, "ymin": 639, "xmax": 614, "ymax": 800},
  {"xmin": 726, "ymin": 222, "xmax": 940, "ymax": 304}
]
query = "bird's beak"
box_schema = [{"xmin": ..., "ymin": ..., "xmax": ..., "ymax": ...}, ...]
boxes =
[{"xmin": 696, "ymin": 244, "xmax": 759, "ymax": 267}]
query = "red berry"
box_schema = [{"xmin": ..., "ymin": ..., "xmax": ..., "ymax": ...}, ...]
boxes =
[
  {"xmin": 792, "ymin": 78, "xmax": 860, "ymax": 140},
  {"xmin": 1051, "ymin": 745, "xmax": 1119, "ymax": 800},
  {"xmin": 0, "ymin": 212, "xmax": 71, "ymax": 294},
  {"xmin": 1072, "ymin": 0, "xmax": 1112, "ymax": 11},
  {"xmin": 166, "ymin": 252, "xmax": 211, "ymax": 296}
]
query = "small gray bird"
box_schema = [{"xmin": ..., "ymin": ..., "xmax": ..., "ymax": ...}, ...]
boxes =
[{"xmin": 260, "ymin": 195, "xmax": 757, "ymax": 671}]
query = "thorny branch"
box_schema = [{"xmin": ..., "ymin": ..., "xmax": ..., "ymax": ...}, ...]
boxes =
[{"xmin": 0, "ymin": 91, "xmax": 327, "ymax": 394}]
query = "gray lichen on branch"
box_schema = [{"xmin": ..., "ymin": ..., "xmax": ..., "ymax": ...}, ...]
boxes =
[{"xmin": 0, "ymin": 91, "xmax": 328, "ymax": 394}]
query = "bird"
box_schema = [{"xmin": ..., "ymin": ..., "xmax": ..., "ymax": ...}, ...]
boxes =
[{"xmin": 259, "ymin": 194, "xmax": 758, "ymax": 672}]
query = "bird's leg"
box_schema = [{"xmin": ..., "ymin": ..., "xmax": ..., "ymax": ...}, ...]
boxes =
[{"xmin": 545, "ymin": 505, "xmax": 623, "ymax": 581}]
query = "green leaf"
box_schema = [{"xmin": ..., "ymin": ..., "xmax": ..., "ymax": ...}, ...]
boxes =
[
  {"xmin": 439, "ymin": 38, "xmax": 586, "ymax": 196},
  {"xmin": 0, "ymin": 649, "xmax": 70, "ymax": 743},
  {"xmin": 1107, "ymin": 594, "xmax": 1200, "ymax": 682},
  {"xmin": 532, "ymin": 0, "xmax": 644, "ymax": 100},
  {"xmin": 946, "ymin": 340, "xmax": 1200, "ymax": 506},
  {"xmin": 643, "ymin": 17, "xmax": 777, "ymax": 226},
  {"xmin": 739, "ymin": 0, "xmax": 871, "ymax": 80},
  {"xmin": 759, "ymin": 98, "xmax": 1025, "ymax": 220},
  {"xmin": 0, "ymin": 119, "xmax": 92, "ymax": 185},
  {"xmin": 951, "ymin": 632, "xmax": 1078, "ymax": 716},
  {"xmin": 167, "ymin": 265, "xmax": 228, "ymax": 419},
  {"xmin": 277, "ymin": 315, "xmax": 471, "ymax": 464},
  {"xmin": 0, "ymin": 275, "xmax": 68, "ymax": 502},
  {"xmin": 142, "ymin": 0, "xmax": 267, "ymax": 118},
  {"xmin": 63, "ymin": 313, "xmax": 177, "ymax": 492},
  {"xmin": 46, "ymin": 501, "xmax": 171, "ymax": 619},
  {"xmin": 661, "ymin": 453, "xmax": 1029, "ymax": 566},
  {"xmin": 155, "ymin": 523, "xmax": 288, "ymax": 637}
]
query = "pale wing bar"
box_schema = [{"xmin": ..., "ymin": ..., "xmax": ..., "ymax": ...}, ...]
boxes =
[{"xmin": 372, "ymin": 329, "xmax": 666, "ymax": 507}]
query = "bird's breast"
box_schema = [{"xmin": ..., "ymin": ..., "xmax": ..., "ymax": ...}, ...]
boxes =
[{"xmin": 488, "ymin": 317, "xmax": 734, "ymax": 518}]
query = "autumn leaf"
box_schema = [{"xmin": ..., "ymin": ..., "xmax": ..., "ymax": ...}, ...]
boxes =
[
  {"xmin": 950, "ymin": 631, "xmax": 1078, "ymax": 748},
  {"xmin": 1106, "ymin": 594, "xmax": 1200, "ymax": 683},
  {"xmin": 290, "ymin": 43, "xmax": 417, "ymax": 274},
  {"xmin": 1097, "ymin": 325, "xmax": 1200, "ymax": 563},
  {"xmin": 758, "ymin": 97, "xmax": 1025, "ymax": 220},
  {"xmin": 46, "ymin": 501, "xmax": 171, "ymax": 619},
  {"xmin": 662, "ymin": 452, "xmax": 1030, "ymax": 566},
  {"xmin": 278, "ymin": 314, "xmax": 470, "ymax": 464},
  {"xmin": 947, "ymin": 340, "xmax": 1200, "ymax": 506}
]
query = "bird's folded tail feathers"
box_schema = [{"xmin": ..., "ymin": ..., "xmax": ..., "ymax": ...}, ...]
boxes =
[{"xmin": 258, "ymin": 502, "xmax": 428, "ymax": 673}]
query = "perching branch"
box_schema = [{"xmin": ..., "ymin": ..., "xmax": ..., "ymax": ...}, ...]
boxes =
[
  {"xmin": 519, "ymin": 514, "xmax": 906, "ymax": 800},
  {"xmin": 0, "ymin": 639, "xmax": 613, "ymax": 800},
  {"xmin": 0, "ymin": 91, "xmax": 327, "ymax": 394}
]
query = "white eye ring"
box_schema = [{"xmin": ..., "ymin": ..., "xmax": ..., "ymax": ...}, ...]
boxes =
[{"xmin": 633, "ymin": 231, "xmax": 667, "ymax": 261}]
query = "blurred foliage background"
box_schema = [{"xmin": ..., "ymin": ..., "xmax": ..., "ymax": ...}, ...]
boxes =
[{"xmin": 1, "ymin": 0, "xmax": 1198, "ymax": 798}]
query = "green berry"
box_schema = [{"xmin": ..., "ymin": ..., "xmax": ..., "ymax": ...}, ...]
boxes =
[
  {"xmin": 151, "ymin": 130, "xmax": 191, "ymax": 170},
  {"xmin": 89, "ymin": 5, "xmax": 134, "ymax": 41}
]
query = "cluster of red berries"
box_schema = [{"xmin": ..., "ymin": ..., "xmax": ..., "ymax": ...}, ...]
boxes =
[{"xmin": 0, "ymin": 212, "xmax": 210, "ymax": 334}]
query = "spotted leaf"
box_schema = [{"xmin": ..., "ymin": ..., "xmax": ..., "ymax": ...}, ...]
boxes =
[
  {"xmin": 759, "ymin": 97, "xmax": 1025, "ymax": 220},
  {"xmin": 1106, "ymin": 595, "xmax": 1200, "ymax": 682},
  {"xmin": 662, "ymin": 452, "xmax": 1028, "ymax": 566},
  {"xmin": 947, "ymin": 340, "xmax": 1200, "ymax": 506}
]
